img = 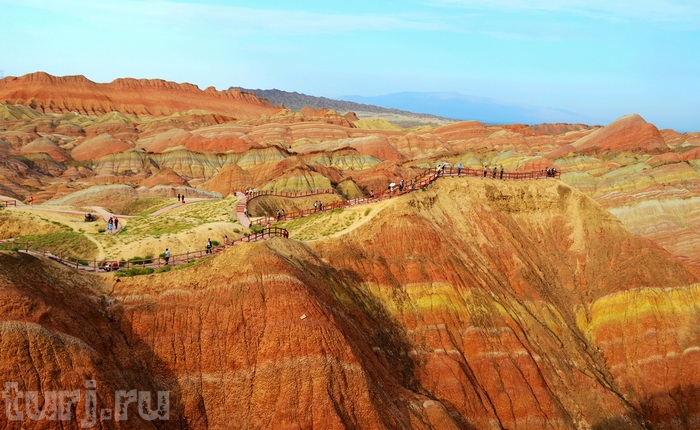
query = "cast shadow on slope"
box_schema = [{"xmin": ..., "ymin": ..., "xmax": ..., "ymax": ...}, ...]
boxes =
[
  {"xmin": 281, "ymin": 244, "xmax": 476, "ymax": 429},
  {"xmin": 0, "ymin": 251, "xmax": 188, "ymax": 429}
]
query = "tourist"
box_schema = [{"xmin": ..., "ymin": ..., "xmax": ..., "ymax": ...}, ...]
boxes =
[
  {"xmin": 500, "ymin": 166, "xmax": 504, "ymax": 180},
  {"xmin": 483, "ymin": 166, "xmax": 488, "ymax": 178},
  {"xmin": 114, "ymin": 216, "xmax": 119, "ymax": 231},
  {"xmin": 107, "ymin": 217, "xmax": 113, "ymax": 234},
  {"xmin": 224, "ymin": 235, "xmax": 230, "ymax": 247},
  {"xmin": 457, "ymin": 163, "xmax": 463, "ymax": 176},
  {"xmin": 492, "ymin": 166, "xmax": 497, "ymax": 178},
  {"xmin": 206, "ymin": 238, "xmax": 213, "ymax": 254},
  {"xmin": 164, "ymin": 248, "xmax": 170, "ymax": 265}
]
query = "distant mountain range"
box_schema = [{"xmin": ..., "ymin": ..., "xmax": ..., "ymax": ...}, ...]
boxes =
[
  {"xmin": 342, "ymin": 92, "xmax": 592, "ymax": 125},
  {"xmin": 233, "ymin": 88, "xmax": 591, "ymax": 126},
  {"xmin": 231, "ymin": 87, "xmax": 454, "ymax": 126}
]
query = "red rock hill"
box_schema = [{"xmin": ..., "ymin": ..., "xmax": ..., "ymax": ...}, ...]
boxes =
[
  {"xmin": 0, "ymin": 72, "xmax": 282, "ymax": 119},
  {"xmin": 2, "ymin": 180, "xmax": 698, "ymax": 429}
]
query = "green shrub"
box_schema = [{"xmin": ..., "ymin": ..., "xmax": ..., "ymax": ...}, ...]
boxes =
[
  {"xmin": 115, "ymin": 267, "xmax": 155, "ymax": 277},
  {"xmin": 128, "ymin": 255, "xmax": 153, "ymax": 265},
  {"xmin": 155, "ymin": 265, "xmax": 172, "ymax": 273}
]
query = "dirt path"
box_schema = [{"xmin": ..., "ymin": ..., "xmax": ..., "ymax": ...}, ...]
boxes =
[{"xmin": 235, "ymin": 192, "xmax": 250, "ymax": 228}]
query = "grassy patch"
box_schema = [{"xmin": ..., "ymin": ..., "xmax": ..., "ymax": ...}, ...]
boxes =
[
  {"xmin": 0, "ymin": 244, "xmax": 23, "ymax": 252},
  {"xmin": 280, "ymin": 205, "xmax": 369, "ymax": 240},
  {"xmin": 0, "ymin": 211, "xmax": 71, "ymax": 239},
  {"xmin": 128, "ymin": 254, "xmax": 154, "ymax": 265},
  {"xmin": 18, "ymin": 231, "xmax": 99, "ymax": 259},
  {"xmin": 121, "ymin": 216, "xmax": 197, "ymax": 236},
  {"xmin": 173, "ymin": 257, "xmax": 211, "ymax": 271},
  {"xmin": 155, "ymin": 265, "xmax": 172, "ymax": 273},
  {"xmin": 166, "ymin": 198, "xmax": 239, "ymax": 222},
  {"xmin": 120, "ymin": 198, "xmax": 175, "ymax": 216},
  {"xmin": 115, "ymin": 267, "xmax": 155, "ymax": 277}
]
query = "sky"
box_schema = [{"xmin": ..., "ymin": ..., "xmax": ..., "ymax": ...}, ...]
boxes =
[{"xmin": 1, "ymin": 0, "xmax": 699, "ymax": 131}]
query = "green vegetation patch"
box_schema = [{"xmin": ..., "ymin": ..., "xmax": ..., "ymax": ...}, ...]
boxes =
[
  {"xmin": 120, "ymin": 215, "xmax": 197, "ymax": 236},
  {"xmin": 0, "ymin": 211, "xmax": 71, "ymax": 239},
  {"xmin": 120, "ymin": 198, "xmax": 175, "ymax": 216},
  {"xmin": 18, "ymin": 231, "xmax": 99, "ymax": 259},
  {"xmin": 115, "ymin": 267, "xmax": 155, "ymax": 277},
  {"xmin": 168, "ymin": 198, "xmax": 239, "ymax": 222}
]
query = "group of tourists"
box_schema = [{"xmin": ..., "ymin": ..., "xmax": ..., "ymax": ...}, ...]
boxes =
[
  {"xmin": 160, "ymin": 233, "xmax": 230, "ymax": 267},
  {"xmin": 106, "ymin": 216, "xmax": 120, "ymax": 233},
  {"xmin": 177, "ymin": 193, "xmax": 186, "ymax": 204},
  {"xmin": 483, "ymin": 165, "xmax": 505, "ymax": 179},
  {"xmin": 313, "ymin": 201, "xmax": 324, "ymax": 212}
]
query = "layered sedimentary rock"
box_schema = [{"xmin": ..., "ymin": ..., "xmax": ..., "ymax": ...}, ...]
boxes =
[
  {"xmin": 198, "ymin": 163, "xmax": 252, "ymax": 197},
  {"xmin": 0, "ymin": 72, "xmax": 282, "ymax": 119},
  {"xmin": 0, "ymin": 252, "xmax": 174, "ymax": 429},
  {"xmin": 2, "ymin": 180, "xmax": 698, "ymax": 429},
  {"xmin": 0, "ymin": 71, "xmax": 699, "ymax": 284},
  {"xmin": 550, "ymin": 114, "xmax": 668, "ymax": 157},
  {"xmin": 71, "ymin": 133, "xmax": 134, "ymax": 161},
  {"xmin": 308, "ymin": 178, "xmax": 700, "ymax": 429}
]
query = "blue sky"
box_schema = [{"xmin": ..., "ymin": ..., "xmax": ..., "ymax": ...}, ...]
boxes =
[{"xmin": 1, "ymin": 0, "xmax": 699, "ymax": 131}]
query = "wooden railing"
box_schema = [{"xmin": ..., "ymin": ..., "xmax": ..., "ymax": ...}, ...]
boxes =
[
  {"xmin": 1, "ymin": 200, "xmax": 17, "ymax": 207},
  {"xmin": 436, "ymin": 166, "xmax": 561, "ymax": 180},
  {"xmin": 0, "ymin": 227, "xmax": 289, "ymax": 273},
  {"xmin": 245, "ymin": 189, "xmax": 336, "ymax": 203},
  {"xmin": 248, "ymin": 166, "xmax": 560, "ymax": 226}
]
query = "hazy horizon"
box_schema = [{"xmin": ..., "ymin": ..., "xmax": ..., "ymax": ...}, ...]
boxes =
[{"xmin": 1, "ymin": 0, "xmax": 699, "ymax": 131}]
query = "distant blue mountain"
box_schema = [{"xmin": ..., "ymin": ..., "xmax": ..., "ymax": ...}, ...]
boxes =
[{"xmin": 340, "ymin": 92, "xmax": 589, "ymax": 125}]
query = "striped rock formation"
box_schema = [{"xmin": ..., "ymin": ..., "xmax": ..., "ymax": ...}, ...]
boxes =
[{"xmin": 1, "ymin": 180, "xmax": 698, "ymax": 428}]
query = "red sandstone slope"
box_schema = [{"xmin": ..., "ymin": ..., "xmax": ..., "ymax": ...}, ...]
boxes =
[
  {"xmin": 549, "ymin": 114, "xmax": 668, "ymax": 157},
  {"xmin": 309, "ymin": 178, "xmax": 700, "ymax": 429},
  {"xmin": 2, "ymin": 179, "xmax": 697, "ymax": 429},
  {"xmin": 0, "ymin": 72, "xmax": 282, "ymax": 119},
  {"xmin": 0, "ymin": 252, "xmax": 180, "ymax": 429}
]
